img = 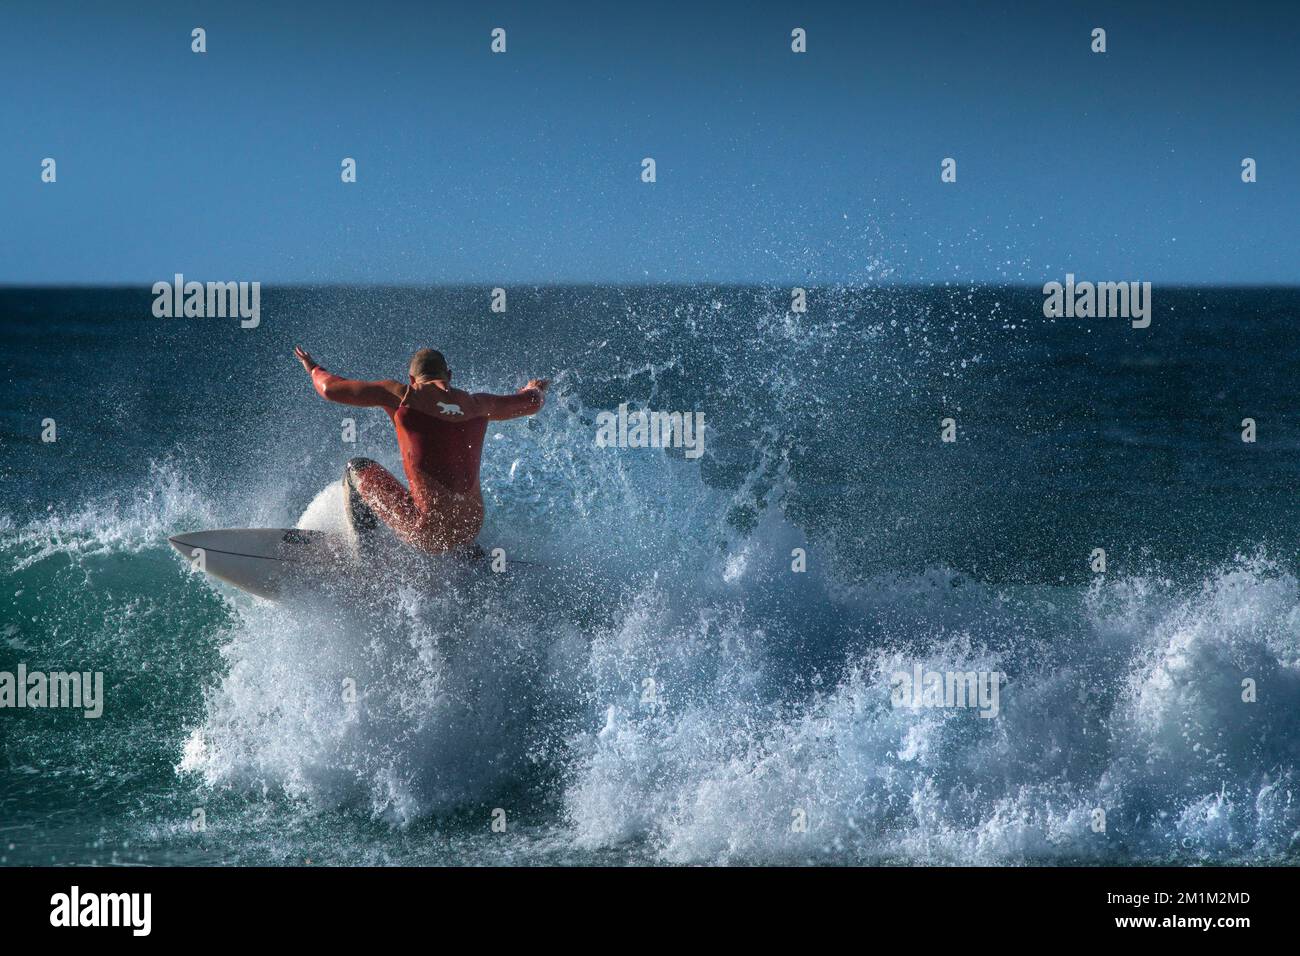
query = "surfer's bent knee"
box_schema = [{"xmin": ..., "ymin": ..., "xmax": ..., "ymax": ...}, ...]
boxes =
[{"xmin": 344, "ymin": 457, "xmax": 379, "ymax": 485}]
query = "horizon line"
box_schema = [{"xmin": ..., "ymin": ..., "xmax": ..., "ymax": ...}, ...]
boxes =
[{"xmin": 3, "ymin": 281, "xmax": 1299, "ymax": 291}]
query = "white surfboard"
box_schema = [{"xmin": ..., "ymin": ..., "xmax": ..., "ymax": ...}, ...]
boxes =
[
  {"xmin": 168, "ymin": 528, "xmax": 350, "ymax": 600},
  {"xmin": 169, "ymin": 528, "xmax": 519, "ymax": 601}
]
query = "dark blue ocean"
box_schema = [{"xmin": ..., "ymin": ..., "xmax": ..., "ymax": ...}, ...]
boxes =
[{"xmin": 3, "ymin": 285, "xmax": 1300, "ymax": 865}]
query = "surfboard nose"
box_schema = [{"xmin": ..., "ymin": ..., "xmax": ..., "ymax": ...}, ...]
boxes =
[
  {"xmin": 168, "ymin": 534, "xmax": 199, "ymax": 556},
  {"xmin": 164, "ymin": 528, "xmax": 335, "ymax": 602}
]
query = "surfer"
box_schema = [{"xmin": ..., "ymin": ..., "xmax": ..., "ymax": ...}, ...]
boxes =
[{"xmin": 294, "ymin": 346, "xmax": 548, "ymax": 555}]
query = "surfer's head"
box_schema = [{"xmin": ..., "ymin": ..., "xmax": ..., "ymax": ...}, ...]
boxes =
[{"xmin": 409, "ymin": 348, "xmax": 450, "ymax": 384}]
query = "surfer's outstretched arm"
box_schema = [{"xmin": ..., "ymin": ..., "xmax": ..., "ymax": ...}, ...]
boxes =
[
  {"xmin": 295, "ymin": 347, "xmax": 400, "ymax": 408},
  {"xmin": 311, "ymin": 369, "xmax": 400, "ymax": 407},
  {"xmin": 476, "ymin": 380, "xmax": 549, "ymax": 420}
]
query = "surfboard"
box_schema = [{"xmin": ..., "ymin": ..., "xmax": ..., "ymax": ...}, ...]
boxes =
[
  {"xmin": 168, "ymin": 528, "xmax": 518, "ymax": 600},
  {"xmin": 168, "ymin": 528, "xmax": 349, "ymax": 600}
]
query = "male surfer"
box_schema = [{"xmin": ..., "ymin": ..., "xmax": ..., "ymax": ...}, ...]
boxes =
[{"xmin": 294, "ymin": 346, "xmax": 548, "ymax": 555}]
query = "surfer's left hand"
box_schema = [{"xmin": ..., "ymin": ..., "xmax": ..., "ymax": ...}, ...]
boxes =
[{"xmin": 294, "ymin": 346, "xmax": 318, "ymax": 372}]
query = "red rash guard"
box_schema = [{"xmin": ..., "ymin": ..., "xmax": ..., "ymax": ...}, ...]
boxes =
[{"xmin": 388, "ymin": 403, "xmax": 488, "ymax": 498}]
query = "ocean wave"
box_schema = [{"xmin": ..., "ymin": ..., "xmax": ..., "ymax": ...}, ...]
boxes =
[
  {"xmin": 6, "ymin": 288, "xmax": 1300, "ymax": 865},
  {"xmin": 563, "ymin": 555, "xmax": 1300, "ymax": 864}
]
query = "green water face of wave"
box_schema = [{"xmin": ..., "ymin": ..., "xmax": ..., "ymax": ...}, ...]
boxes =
[{"xmin": 0, "ymin": 516, "xmax": 239, "ymax": 851}]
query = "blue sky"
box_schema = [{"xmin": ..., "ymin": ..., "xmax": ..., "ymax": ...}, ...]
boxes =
[{"xmin": 3, "ymin": 0, "xmax": 1297, "ymax": 284}]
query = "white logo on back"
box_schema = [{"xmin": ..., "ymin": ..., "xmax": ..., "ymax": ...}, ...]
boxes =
[{"xmin": 437, "ymin": 401, "xmax": 463, "ymax": 416}]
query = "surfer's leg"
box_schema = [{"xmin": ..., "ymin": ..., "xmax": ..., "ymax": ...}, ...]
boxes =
[
  {"xmin": 343, "ymin": 458, "xmax": 380, "ymax": 538},
  {"xmin": 343, "ymin": 457, "xmax": 424, "ymax": 550}
]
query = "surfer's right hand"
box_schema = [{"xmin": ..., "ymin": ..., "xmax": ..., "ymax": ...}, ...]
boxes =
[{"xmin": 525, "ymin": 379, "xmax": 550, "ymax": 393}]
